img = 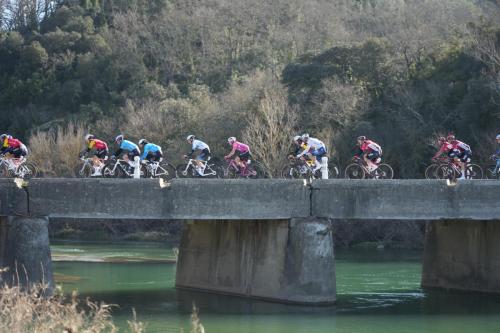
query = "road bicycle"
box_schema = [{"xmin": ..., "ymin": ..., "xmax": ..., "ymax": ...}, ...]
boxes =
[
  {"xmin": 0, "ymin": 155, "xmax": 38, "ymax": 179},
  {"xmin": 484, "ymin": 156, "xmax": 499, "ymax": 180},
  {"xmin": 102, "ymin": 158, "xmax": 146, "ymax": 178},
  {"xmin": 223, "ymin": 156, "xmax": 265, "ymax": 179},
  {"xmin": 435, "ymin": 159, "xmax": 483, "ymax": 180},
  {"xmin": 74, "ymin": 157, "xmax": 106, "ymax": 177},
  {"xmin": 344, "ymin": 156, "xmax": 393, "ymax": 179},
  {"xmin": 176, "ymin": 157, "xmax": 222, "ymax": 178},
  {"xmin": 282, "ymin": 155, "xmax": 339, "ymax": 180},
  {"xmin": 143, "ymin": 159, "xmax": 177, "ymax": 181}
]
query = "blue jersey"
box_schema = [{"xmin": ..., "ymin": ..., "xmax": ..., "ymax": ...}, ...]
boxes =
[
  {"xmin": 120, "ymin": 140, "xmax": 139, "ymax": 152},
  {"xmin": 141, "ymin": 143, "xmax": 162, "ymax": 160}
]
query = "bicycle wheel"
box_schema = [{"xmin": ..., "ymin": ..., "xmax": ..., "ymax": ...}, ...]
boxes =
[
  {"xmin": 204, "ymin": 163, "xmax": 222, "ymax": 178},
  {"xmin": 102, "ymin": 163, "xmax": 121, "ymax": 178},
  {"xmin": 244, "ymin": 163, "xmax": 262, "ymax": 179},
  {"xmin": 344, "ymin": 163, "xmax": 365, "ymax": 179},
  {"xmin": 328, "ymin": 162, "xmax": 340, "ymax": 178},
  {"xmin": 424, "ymin": 164, "xmax": 439, "ymax": 179},
  {"xmin": 176, "ymin": 164, "xmax": 196, "ymax": 178},
  {"xmin": 374, "ymin": 164, "xmax": 393, "ymax": 179},
  {"xmin": 154, "ymin": 162, "xmax": 177, "ymax": 180},
  {"xmin": 0, "ymin": 163, "xmax": 10, "ymax": 178},
  {"xmin": 485, "ymin": 165, "xmax": 499, "ymax": 179},
  {"xmin": 281, "ymin": 165, "xmax": 301, "ymax": 179},
  {"xmin": 465, "ymin": 164, "xmax": 483, "ymax": 179},
  {"xmin": 14, "ymin": 162, "xmax": 39, "ymax": 179},
  {"xmin": 74, "ymin": 161, "xmax": 92, "ymax": 178}
]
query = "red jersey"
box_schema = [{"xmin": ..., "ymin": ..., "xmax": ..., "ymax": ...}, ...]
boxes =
[
  {"xmin": 88, "ymin": 139, "xmax": 108, "ymax": 151},
  {"xmin": 450, "ymin": 140, "xmax": 470, "ymax": 152},
  {"xmin": 2, "ymin": 137, "xmax": 22, "ymax": 149},
  {"xmin": 360, "ymin": 140, "xmax": 382, "ymax": 154},
  {"xmin": 433, "ymin": 142, "xmax": 453, "ymax": 159}
]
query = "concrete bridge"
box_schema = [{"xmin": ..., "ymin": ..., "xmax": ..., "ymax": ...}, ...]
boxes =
[{"xmin": 1, "ymin": 178, "xmax": 499, "ymax": 304}]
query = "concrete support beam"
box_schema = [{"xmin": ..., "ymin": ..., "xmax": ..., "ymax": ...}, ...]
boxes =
[
  {"xmin": 422, "ymin": 220, "xmax": 500, "ymax": 293},
  {"xmin": 0, "ymin": 216, "xmax": 54, "ymax": 292},
  {"xmin": 175, "ymin": 218, "xmax": 336, "ymax": 304}
]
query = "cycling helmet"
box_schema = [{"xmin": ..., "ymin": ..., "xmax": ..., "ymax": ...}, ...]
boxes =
[
  {"xmin": 85, "ymin": 134, "xmax": 94, "ymax": 141},
  {"xmin": 496, "ymin": 134, "xmax": 500, "ymax": 140},
  {"xmin": 186, "ymin": 135, "xmax": 195, "ymax": 141},
  {"xmin": 447, "ymin": 133, "xmax": 455, "ymax": 141},
  {"xmin": 138, "ymin": 139, "xmax": 148, "ymax": 145},
  {"xmin": 438, "ymin": 136, "xmax": 446, "ymax": 143},
  {"xmin": 115, "ymin": 134, "xmax": 124, "ymax": 143},
  {"xmin": 293, "ymin": 135, "xmax": 302, "ymax": 143},
  {"xmin": 227, "ymin": 137, "xmax": 236, "ymax": 144},
  {"xmin": 0, "ymin": 134, "xmax": 7, "ymax": 140},
  {"xmin": 357, "ymin": 136, "xmax": 366, "ymax": 142}
]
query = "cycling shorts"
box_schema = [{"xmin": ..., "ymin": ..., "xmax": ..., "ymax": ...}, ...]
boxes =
[
  {"xmin": 146, "ymin": 151, "xmax": 162, "ymax": 162},
  {"xmin": 449, "ymin": 149, "xmax": 471, "ymax": 162},
  {"xmin": 94, "ymin": 149, "xmax": 108, "ymax": 159},
  {"xmin": 127, "ymin": 149, "xmax": 141, "ymax": 160},
  {"xmin": 311, "ymin": 147, "xmax": 327, "ymax": 159},
  {"xmin": 196, "ymin": 148, "xmax": 210, "ymax": 161},
  {"xmin": 366, "ymin": 151, "xmax": 381, "ymax": 162},
  {"xmin": 10, "ymin": 147, "xmax": 27, "ymax": 158},
  {"xmin": 237, "ymin": 151, "xmax": 251, "ymax": 162}
]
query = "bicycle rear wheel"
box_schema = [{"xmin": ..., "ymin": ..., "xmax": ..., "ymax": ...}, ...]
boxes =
[
  {"xmin": 465, "ymin": 164, "xmax": 483, "ymax": 179},
  {"xmin": 375, "ymin": 164, "xmax": 393, "ymax": 179},
  {"xmin": 424, "ymin": 164, "xmax": 439, "ymax": 179},
  {"xmin": 281, "ymin": 165, "xmax": 301, "ymax": 179},
  {"xmin": 74, "ymin": 161, "xmax": 92, "ymax": 178},
  {"xmin": 436, "ymin": 164, "xmax": 457, "ymax": 181},
  {"xmin": 176, "ymin": 164, "xmax": 196, "ymax": 178},
  {"xmin": 328, "ymin": 162, "xmax": 340, "ymax": 178},
  {"xmin": 344, "ymin": 164, "xmax": 365, "ymax": 179},
  {"xmin": 154, "ymin": 162, "xmax": 177, "ymax": 180},
  {"xmin": 102, "ymin": 163, "xmax": 122, "ymax": 178},
  {"xmin": 204, "ymin": 163, "xmax": 223, "ymax": 178}
]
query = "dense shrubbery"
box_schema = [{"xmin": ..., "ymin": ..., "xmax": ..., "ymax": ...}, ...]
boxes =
[{"xmin": 0, "ymin": 0, "xmax": 498, "ymax": 177}]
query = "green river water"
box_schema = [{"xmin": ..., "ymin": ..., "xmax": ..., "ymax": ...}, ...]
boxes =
[{"xmin": 51, "ymin": 241, "xmax": 500, "ymax": 333}]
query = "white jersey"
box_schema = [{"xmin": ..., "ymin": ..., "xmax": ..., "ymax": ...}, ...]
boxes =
[
  {"xmin": 297, "ymin": 137, "xmax": 326, "ymax": 157},
  {"xmin": 192, "ymin": 139, "xmax": 210, "ymax": 152}
]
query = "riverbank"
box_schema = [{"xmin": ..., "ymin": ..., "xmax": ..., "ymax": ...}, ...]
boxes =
[{"xmin": 50, "ymin": 218, "xmax": 426, "ymax": 249}]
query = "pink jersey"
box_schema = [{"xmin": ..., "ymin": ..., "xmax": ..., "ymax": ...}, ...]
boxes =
[{"xmin": 233, "ymin": 141, "xmax": 249, "ymax": 154}]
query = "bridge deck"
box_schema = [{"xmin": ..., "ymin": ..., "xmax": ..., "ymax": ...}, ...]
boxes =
[{"xmin": 0, "ymin": 178, "xmax": 499, "ymax": 220}]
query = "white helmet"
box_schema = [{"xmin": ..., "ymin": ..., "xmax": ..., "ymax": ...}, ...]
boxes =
[
  {"xmin": 496, "ymin": 134, "xmax": 500, "ymax": 140},
  {"xmin": 186, "ymin": 135, "xmax": 195, "ymax": 141},
  {"xmin": 115, "ymin": 134, "xmax": 124, "ymax": 143},
  {"xmin": 227, "ymin": 137, "xmax": 236, "ymax": 144},
  {"xmin": 301, "ymin": 133, "xmax": 309, "ymax": 140},
  {"xmin": 138, "ymin": 139, "xmax": 148, "ymax": 145},
  {"xmin": 85, "ymin": 134, "xmax": 94, "ymax": 141},
  {"xmin": 293, "ymin": 135, "xmax": 302, "ymax": 143}
]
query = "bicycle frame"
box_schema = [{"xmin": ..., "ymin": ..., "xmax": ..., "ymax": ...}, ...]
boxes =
[{"xmin": 182, "ymin": 158, "xmax": 217, "ymax": 177}]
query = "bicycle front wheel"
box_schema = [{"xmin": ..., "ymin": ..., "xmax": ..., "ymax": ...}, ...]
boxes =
[
  {"xmin": 485, "ymin": 165, "xmax": 499, "ymax": 179},
  {"xmin": 14, "ymin": 162, "xmax": 39, "ymax": 179},
  {"xmin": 344, "ymin": 164, "xmax": 365, "ymax": 179},
  {"xmin": 176, "ymin": 164, "xmax": 195, "ymax": 178},
  {"xmin": 465, "ymin": 164, "xmax": 483, "ymax": 179},
  {"xmin": 436, "ymin": 164, "xmax": 457, "ymax": 181},
  {"xmin": 328, "ymin": 162, "xmax": 340, "ymax": 179},
  {"xmin": 375, "ymin": 164, "xmax": 393, "ymax": 179}
]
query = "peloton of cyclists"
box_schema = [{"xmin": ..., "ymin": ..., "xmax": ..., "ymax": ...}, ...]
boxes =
[
  {"xmin": 184, "ymin": 135, "xmax": 210, "ymax": 176},
  {"xmin": 80, "ymin": 134, "xmax": 108, "ymax": 176},
  {"xmin": 355, "ymin": 136, "xmax": 382, "ymax": 172}
]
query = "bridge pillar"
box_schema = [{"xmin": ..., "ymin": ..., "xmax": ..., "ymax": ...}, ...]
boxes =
[
  {"xmin": 176, "ymin": 218, "xmax": 336, "ymax": 304},
  {"xmin": 422, "ymin": 220, "xmax": 500, "ymax": 293},
  {"xmin": 0, "ymin": 216, "xmax": 54, "ymax": 293}
]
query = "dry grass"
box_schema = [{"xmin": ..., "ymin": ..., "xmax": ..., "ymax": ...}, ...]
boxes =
[{"xmin": 29, "ymin": 122, "xmax": 87, "ymax": 177}]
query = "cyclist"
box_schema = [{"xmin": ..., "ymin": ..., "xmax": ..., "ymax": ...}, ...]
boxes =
[
  {"xmin": 80, "ymin": 134, "xmax": 108, "ymax": 176},
  {"xmin": 0, "ymin": 133, "xmax": 28, "ymax": 160},
  {"xmin": 355, "ymin": 136, "xmax": 382, "ymax": 172},
  {"xmin": 296, "ymin": 133, "xmax": 327, "ymax": 172},
  {"xmin": 491, "ymin": 134, "xmax": 500, "ymax": 175},
  {"xmin": 447, "ymin": 134, "xmax": 472, "ymax": 180},
  {"xmin": 112, "ymin": 135, "xmax": 141, "ymax": 173},
  {"xmin": 225, "ymin": 137, "xmax": 251, "ymax": 172},
  {"xmin": 184, "ymin": 135, "xmax": 210, "ymax": 176},
  {"xmin": 139, "ymin": 139, "xmax": 163, "ymax": 162},
  {"xmin": 432, "ymin": 136, "xmax": 453, "ymax": 161}
]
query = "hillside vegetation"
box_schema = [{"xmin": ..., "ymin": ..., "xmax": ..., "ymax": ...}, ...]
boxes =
[{"xmin": 0, "ymin": 0, "xmax": 499, "ymax": 176}]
